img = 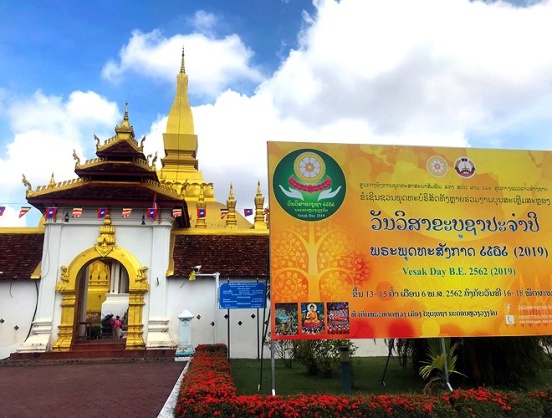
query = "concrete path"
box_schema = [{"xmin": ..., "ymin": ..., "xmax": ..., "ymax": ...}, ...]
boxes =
[{"xmin": 0, "ymin": 361, "xmax": 186, "ymax": 418}]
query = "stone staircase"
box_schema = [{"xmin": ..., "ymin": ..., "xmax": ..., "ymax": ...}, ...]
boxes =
[{"xmin": 5, "ymin": 340, "xmax": 176, "ymax": 365}]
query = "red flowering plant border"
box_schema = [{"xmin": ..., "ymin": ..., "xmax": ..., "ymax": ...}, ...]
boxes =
[{"xmin": 174, "ymin": 344, "xmax": 552, "ymax": 418}]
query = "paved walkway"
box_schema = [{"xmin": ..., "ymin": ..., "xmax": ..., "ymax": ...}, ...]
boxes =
[{"xmin": 0, "ymin": 360, "xmax": 186, "ymax": 418}]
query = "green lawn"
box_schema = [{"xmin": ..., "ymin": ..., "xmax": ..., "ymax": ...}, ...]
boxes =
[{"xmin": 231, "ymin": 356, "xmax": 552, "ymax": 397}]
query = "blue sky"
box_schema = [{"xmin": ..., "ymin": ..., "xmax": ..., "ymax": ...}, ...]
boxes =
[{"xmin": 2, "ymin": 0, "xmax": 552, "ymax": 226}]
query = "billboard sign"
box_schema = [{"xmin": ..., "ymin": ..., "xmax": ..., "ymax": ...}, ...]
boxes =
[
  {"xmin": 268, "ymin": 141, "xmax": 552, "ymax": 339},
  {"xmin": 219, "ymin": 282, "xmax": 266, "ymax": 309}
]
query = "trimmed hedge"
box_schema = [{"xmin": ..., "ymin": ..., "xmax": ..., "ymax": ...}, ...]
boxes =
[{"xmin": 174, "ymin": 344, "xmax": 552, "ymax": 417}]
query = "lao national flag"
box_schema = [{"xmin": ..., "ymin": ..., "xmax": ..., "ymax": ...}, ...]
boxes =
[
  {"xmin": 197, "ymin": 208, "xmax": 206, "ymax": 218},
  {"xmin": 172, "ymin": 208, "xmax": 182, "ymax": 218},
  {"xmin": 0, "ymin": 206, "xmax": 5, "ymax": 216},
  {"xmin": 243, "ymin": 208, "xmax": 254, "ymax": 217},
  {"xmin": 122, "ymin": 208, "xmax": 132, "ymax": 217},
  {"xmin": 19, "ymin": 207, "xmax": 31, "ymax": 218},
  {"xmin": 97, "ymin": 208, "xmax": 107, "ymax": 218},
  {"xmin": 147, "ymin": 207, "xmax": 158, "ymax": 220},
  {"xmin": 46, "ymin": 207, "xmax": 58, "ymax": 219},
  {"xmin": 72, "ymin": 208, "xmax": 83, "ymax": 218}
]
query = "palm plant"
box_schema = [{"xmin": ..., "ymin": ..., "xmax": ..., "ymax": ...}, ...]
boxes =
[{"xmin": 419, "ymin": 338, "xmax": 465, "ymax": 393}]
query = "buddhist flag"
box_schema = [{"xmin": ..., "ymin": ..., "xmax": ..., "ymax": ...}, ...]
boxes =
[
  {"xmin": 147, "ymin": 207, "xmax": 158, "ymax": 220},
  {"xmin": 46, "ymin": 207, "xmax": 58, "ymax": 219},
  {"xmin": 172, "ymin": 208, "xmax": 182, "ymax": 218},
  {"xmin": 220, "ymin": 208, "xmax": 228, "ymax": 219},
  {"xmin": 122, "ymin": 208, "xmax": 132, "ymax": 217},
  {"xmin": 0, "ymin": 206, "xmax": 5, "ymax": 216},
  {"xmin": 19, "ymin": 207, "xmax": 31, "ymax": 218},
  {"xmin": 244, "ymin": 208, "xmax": 254, "ymax": 217},
  {"xmin": 72, "ymin": 208, "xmax": 83, "ymax": 218},
  {"xmin": 197, "ymin": 208, "xmax": 206, "ymax": 218},
  {"xmin": 97, "ymin": 208, "xmax": 107, "ymax": 218}
]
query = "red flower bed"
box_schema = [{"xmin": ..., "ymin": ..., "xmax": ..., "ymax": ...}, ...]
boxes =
[{"xmin": 174, "ymin": 345, "xmax": 552, "ymax": 417}]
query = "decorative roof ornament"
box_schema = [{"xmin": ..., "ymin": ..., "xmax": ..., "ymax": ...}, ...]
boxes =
[
  {"xmin": 195, "ymin": 185, "xmax": 207, "ymax": 229},
  {"xmin": 95, "ymin": 211, "xmax": 116, "ymax": 257},
  {"xmin": 225, "ymin": 183, "xmax": 237, "ymax": 229},
  {"xmin": 48, "ymin": 173, "xmax": 56, "ymax": 189},
  {"xmin": 72, "ymin": 149, "xmax": 81, "ymax": 167},
  {"xmin": 253, "ymin": 181, "xmax": 267, "ymax": 230},
  {"xmin": 180, "ymin": 46, "xmax": 186, "ymax": 74},
  {"xmin": 22, "ymin": 174, "xmax": 32, "ymax": 192}
]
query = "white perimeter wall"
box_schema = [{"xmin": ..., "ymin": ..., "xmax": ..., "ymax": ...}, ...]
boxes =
[
  {"xmin": 0, "ymin": 280, "xmax": 37, "ymax": 359},
  {"xmin": 166, "ymin": 278, "xmax": 390, "ymax": 358}
]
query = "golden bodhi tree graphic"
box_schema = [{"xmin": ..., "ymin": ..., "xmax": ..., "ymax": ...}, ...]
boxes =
[{"xmin": 271, "ymin": 221, "xmax": 370, "ymax": 302}]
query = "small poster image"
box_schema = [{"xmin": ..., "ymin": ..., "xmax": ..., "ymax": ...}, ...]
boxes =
[
  {"xmin": 327, "ymin": 302, "xmax": 350, "ymax": 334},
  {"xmin": 274, "ymin": 303, "xmax": 298, "ymax": 336},
  {"xmin": 301, "ymin": 302, "xmax": 325, "ymax": 335}
]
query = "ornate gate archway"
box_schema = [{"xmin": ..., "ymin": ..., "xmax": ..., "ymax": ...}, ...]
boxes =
[{"xmin": 52, "ymin": 246, "xmax": 148, "ymax": 351}]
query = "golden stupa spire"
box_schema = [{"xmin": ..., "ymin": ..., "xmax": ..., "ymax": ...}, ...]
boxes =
[
  {"xmin": 195, "ymin": 186, "xmax": 207, "ymax": 228},
  {"xmin": 160, "ymin": 49, "xmax": 215, "ymax": 201},
  {"xmin": 225, "ymin": 183, "xmax": 238, "ymax": 229},
  {"xmin": 166, "ymin": 48, "xmax": 194, "ymax": 135},
  {"xmin": 253, "ymin": 180, "xmax": 267, "ymax": 230}
]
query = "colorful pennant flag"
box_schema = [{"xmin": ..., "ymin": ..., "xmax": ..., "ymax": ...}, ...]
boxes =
[
  {"xmin": 147, "ymin": 207, "xmax": 158, "ymax": 220},
  {"xmin": 19, "ymin": 207, "xmax": 31, "ymax": 218},
  {"xmin": 72, "ymin": 208, "xmax": 83, "ymax": 218},
  {"xmin": 189, "ymin": 270, "xmax": 196, "ymax": 281},
  {"xmin": 197, "ymin": 208, "xmax": 206, "ymax": 218},
  {"xmin": 172, "ymin": 208, "xmax": 182, "ymax": 218},
  {"xmin": 220, "ymin": 208, "xmax": 228, "ymax": 219},
  {"xmin": 46, "ymin": 207, "xmax": 58, "ymax": 219},
  {"xmin": 0, "ymin": 206, "xmax": 5, "ymax": 216},
  {"xmin": 97, "ymin": 208, "xmax": 107, "ymax": 218},
  {"xmin": 244, "ymin": 208, "xmax": 254, "ymax": 217},
  {"xmin": 263, "ymin": 207, "xmax": 269, "ymax": 215},
  {"xmin": 122, "ymin": 208, "xmax": 132, "ymax": 218}
]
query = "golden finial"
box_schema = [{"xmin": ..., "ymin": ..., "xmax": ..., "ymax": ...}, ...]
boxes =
[
  {"xmin": 22, "ymin": 174, "xmax": 32, "ymax": 191},
  {"xmin": 180, "ymin": 46, "xmax": 185, "ymax": 73},
  {"xmin": 195, "ymin": 185, "xmax": 207, "ymax": 228},
  {"xmin": 253, "ymin": 180, "xmax": 267, "ymax": 230},
  {"xmin": 48, "ymin": 173, "xmax": 56, "ymax": 189},
  {"xmin": 72, "ymin": 149, "xmax": 81, "ymax": 166},
  {"xmin": 226, "ymin": 183, "xmax": 237, "ymax": 229}
]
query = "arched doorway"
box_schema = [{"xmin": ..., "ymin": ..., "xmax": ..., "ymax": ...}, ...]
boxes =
[
  {"xmin": 52, "ymin": 246, "xmax": 148, "ymax": 351},
  {"xmin": 75, "ymin": 259, "xmax": 130, "ymax": 342}
]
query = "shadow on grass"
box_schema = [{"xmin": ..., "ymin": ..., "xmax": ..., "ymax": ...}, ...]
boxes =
[
  {"xmin": 231, "ymin": 356, "xmax": 425, "ymax": 396},
  {"xmin": 231, "ymin": 356, "xmax": 552, "ymax": 397}
]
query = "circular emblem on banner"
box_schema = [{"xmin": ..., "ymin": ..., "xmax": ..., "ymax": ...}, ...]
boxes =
[
  {"xmin": 454, "ymin": 157, "xmax": 476, "ymax": 178},
  {"xmin": 426, "ymin": 155, "xmax": 448, "ymax": 178},
  {"xmin": 273, "ymin": 148, "xmax": 346, "ymax": 221}
]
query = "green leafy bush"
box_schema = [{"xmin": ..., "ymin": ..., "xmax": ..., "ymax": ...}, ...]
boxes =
[{"xmin": 293, "ymin": 339, "xmax": 357, "ymax": 377}]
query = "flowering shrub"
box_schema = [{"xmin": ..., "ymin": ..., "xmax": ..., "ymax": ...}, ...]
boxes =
[{"xmin": 174, "ymin": 344, "xmax": 552, "ymax": 417}]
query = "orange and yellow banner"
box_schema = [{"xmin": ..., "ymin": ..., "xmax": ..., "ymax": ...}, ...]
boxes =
[{"xmin": 268, "ymin": 142, "xmax": 552, "ymax": 339}]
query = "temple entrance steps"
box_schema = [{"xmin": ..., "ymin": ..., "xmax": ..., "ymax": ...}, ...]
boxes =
[{"xmin": 6, "ymin": 342, "xmax": 176, "ymax": 364}]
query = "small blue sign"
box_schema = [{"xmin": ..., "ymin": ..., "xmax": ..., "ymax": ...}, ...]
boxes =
[{"xmin": 219, "ymin": 282, "xmax": 266, "ymax": 309}]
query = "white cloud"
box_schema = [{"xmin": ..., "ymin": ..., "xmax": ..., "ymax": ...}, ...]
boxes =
[
  {"xmin": 4, "ymin": 0, "xmax": 552, "ymax": 225},
  {"xmin": 101, "ymin": 29, "xmax": 264, "ymax": 98},
  {"xmin": 138, "ymin": 0, "xmax": 552, "ymax": 210},
  {"xmin": 0, "ymin": 91, "xmax": 120, "ymax": 225},
  {"xmin": 189, "ymin": 10, "xmax": 219, "ymax": 35}
]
